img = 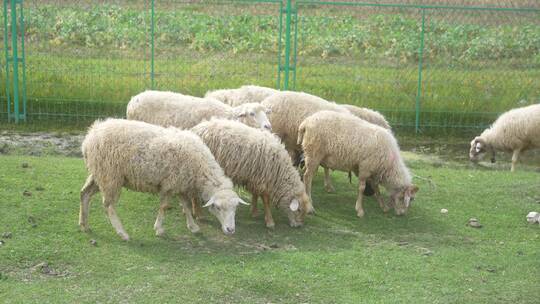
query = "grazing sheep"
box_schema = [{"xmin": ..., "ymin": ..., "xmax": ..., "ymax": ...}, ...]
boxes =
[
  {"xmin": 191, "ymin": 118, "xmax": 312, "ymax": 228},
  {"xmin": 319, "ymin": 104, "xmax": 391, "ymax": 192},
  {"xmin": 205, "ymin": 85, "xmax": 280, "ymax": 107},
  {"xmin": 469, "ymin": 104, "xmax": 540, "ymax": 172},
  {"xmin": 340, "ymin": 104, "xmax": 391, "ymax": 130},
  {"xmin": 298, "ymin": 111, "xmax": 419, "ymax": 217},
  {"xmin": 261, "ymin": 91, "xmax": 350, "ymax": 162},
  {"xmin": 127, "ymin": 90, "xmax": 271, "ymax": 130},
  {"xmin": 79, "ymin": 119, "xmax": 247, "ymax": 240}
]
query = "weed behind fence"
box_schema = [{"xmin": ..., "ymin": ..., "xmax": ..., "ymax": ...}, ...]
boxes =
[{"xmin": 1, "ymin": 0, "xmax": 539, "ymax": 131}]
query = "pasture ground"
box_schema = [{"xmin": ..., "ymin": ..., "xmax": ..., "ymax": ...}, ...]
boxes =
[{"xmin": 0, "ymin": 151, "xmax": 539, "ymax": 303}]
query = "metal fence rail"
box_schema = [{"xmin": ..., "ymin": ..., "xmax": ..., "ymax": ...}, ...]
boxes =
[{"xmin": 1, "ymin": 0, "xmax": 539, "ymax": 131}]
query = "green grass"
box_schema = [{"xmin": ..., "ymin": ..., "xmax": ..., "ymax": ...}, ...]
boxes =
[
  {"xmin": 1, "ymin": 2, "xmax": 539, "ymax": 131},
  {"xmin": 0, "ymin": 154, "xmax": 539, "ymax": 303}
]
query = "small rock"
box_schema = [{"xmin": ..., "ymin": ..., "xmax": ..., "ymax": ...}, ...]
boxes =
[
  {"xmin": 468, "ymin": 218, "xmax": 482, "ymax": 228},
  {"xmin": 27, "ymin": 216, "xmax": 37, "ymax": 228},
  {"xmin": 1, "ymin": 232, "xmax": 12, "ymax": 239},
  {"xmin": 397, "ymin": 241, "xmax": 409, "ymax": 246},
  {"xmin": 421, "ymin": 248, "xmax": 433, "ymax": 256},
  {"xmin": 33, "ymin": 262, "xmax": 52, "ymax": 274},
  {"xmin": 0, "ymin": 240, "xmax": 4, "ymax": 246},
  {"xmin": 526, "ymin": 212, "xmax": 539, "ymax": 224},
  {"xmin": 23, "ymin": 190, "xmax": 32, "ymax": 197},
  {"xmin": 35, "ymin": 186, "xmax": 45, "ymax": 191},
  {"xmin": 21, "ymin": 163, "xmax": 29, "ymax": 168},
  {"xmin": 440, "ymin": 208, "xmax": 448, "ymax": 214},
  {"xmin": 486, "ymin": 268, "xmax": 496, "ymax": 273},
  {"xmin": 90, "ymin": 239, "xmax": 97, "ymax": 246}
]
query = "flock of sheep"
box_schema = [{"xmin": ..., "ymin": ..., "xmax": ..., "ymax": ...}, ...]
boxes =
[{"xmin": 78, "ymin": 85, "xmax": 540, "ymax": 240}]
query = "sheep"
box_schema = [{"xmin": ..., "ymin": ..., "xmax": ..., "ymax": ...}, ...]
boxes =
[
  {"xmin": 126, "ymin": 90, "xmax": 272, "ymax": 130},
  {"xmin": 298, "ymin": 111, "xmax": 419, "ymax": 217},
  {"xmin": 205, "ymin": 85, "xmax": 280, "ymax": 107},
  {"xmin": 190, "ymin": 118, "xmax": 313, "ymax": 228},
  {"xmin": 261, "ymin": 91, "xmax": 350, "ymax": 162},
  {"xmin": 469, "ymin": 104, "xmax": 540, "ymax": 172},
  {"xmin": 340, "ymin": 104, "xmax": 391, "ymax": 130},
  {"xmin": 318, "ymin": 104, "xmax": 391, "ymax": 193},
  {"xmin": 79, "ymin": 118, "xmax": 247, "ymax": 240}
]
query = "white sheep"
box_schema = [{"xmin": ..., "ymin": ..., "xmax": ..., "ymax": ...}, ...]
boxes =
[
  {"xmin": 261, "ymin": 91, "xmax": 350, "ymax": 162},
  {"xmin": 340, "ymin": 104, "xmax": 391, "ymax": 130},
  {"xmin": 191, "ymin": 118, "xmax": 312, "ymax": 228},
  {"xmin": 79, "ymin": 119, "xmax": 247, "ymax": 240},
  {"xmin": 469, "ymin": 104, "xmax": 540, "ymax": 172},
  {"xmin": 205, "ymin": 85, "xmax": 280, "ymax": 107},
  {"xmin": 126, "ymin": 90, "xmax": 271, "ymax": 130},
  {"xmin": 318, "ymin": 104, "xmax": 392, "ymax": 193},
  {"xmin": 298, "ymin": 111, "xmax": 419, "ymax": 217}
]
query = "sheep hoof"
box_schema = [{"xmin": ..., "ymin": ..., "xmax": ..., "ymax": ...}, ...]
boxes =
[
  {"xmin": 79, "ymin": 224, "xmax": 90, "ymax": 232},
  {"xmin": 188, "ymin": 224, "xmax": 200, "ymax": 234},
  {"xmin": 324, "ymin": 185, "xmax": 336, "ymax": 193},
  {"xmin": 266, "ymin": 222, "xmax": 275, "ymax": 229},
  {"xmin": 155, "ymin": 228, "xmax": 165, "ymax": 237},
  {"xmin": 356, "ymin": 210, "xmax": 365, "ymax": 218},
  {"xmin": 120, "ymin": 233, "xmax": 130, "ymax": 241}
]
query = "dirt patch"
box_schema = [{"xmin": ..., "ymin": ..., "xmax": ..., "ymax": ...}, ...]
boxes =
[{"xmin": 0, "ymin": 131, "xmax": 84, "ymax": 157}]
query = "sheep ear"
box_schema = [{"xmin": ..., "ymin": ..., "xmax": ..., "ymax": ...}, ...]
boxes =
[
  {"xmin": 236, "ymin": 198, "xmax": 250, "ymax": 206},
  {"xmin": 231, "ymin": 107, "xmax": 247, "ymax": 118},
  {"xmin": 409, "ymin": 185, "xmax": 419, "ymax": 195},
  {"xmin": 203, "ymin": 197, "xmax": 215, "ymax": 208},
  {"xmin": 290, "ymin": 199, "xmax": 300, "ymax": 211}
]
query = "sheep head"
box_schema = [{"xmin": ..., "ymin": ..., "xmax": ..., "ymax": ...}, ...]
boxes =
[
  {"xmin": 284, "ymin": 191, "xmax": 311, "ymax": 228},
  {"xmin": 390, "ymin": 185, "xmax": 419, "ymax": 216},
  {"xmin": 203, "ymin": 190, "xmax": 248, "ymax": 235},
  {"xmin": 232, "ymin": 103, "xmax": 272, "ymax": 131},
  {"xmin": 469, "ymin": 136, "xmax": 494, "ymax": 163}
]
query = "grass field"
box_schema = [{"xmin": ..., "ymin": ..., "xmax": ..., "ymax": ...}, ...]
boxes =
[{"xmin": 0, "ymin": 153, "xmax": 539, "ymax": 303}]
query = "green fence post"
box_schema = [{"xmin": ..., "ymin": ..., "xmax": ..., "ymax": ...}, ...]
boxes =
[
  {"xmin": 10, "ymin": 0, "xmax": 19, "ymax": 123},
  {"xmin": 18, "ymin": 0, "xmax": 26, "ymax": 120},
  {"xmin": 291, "ymin": 4, "xmax": 298, "ymax": 90},
  {"xmin": 3, "ymin": 0, "xmax": 11, "ymax": 121},
  {"xmin": 415, "ymin": 8, "xmax": 426, "ymax": 133},
  {"xmin": 276, "ymin": 0, "xmax": 283, "ymax": 89},
  {"xmin": 283, "ymin": 0, "xmax": 292, "ymax": 90},
  {"xmin": 150, "ymin": 0, "xmax": 155, "ymax": 89}
]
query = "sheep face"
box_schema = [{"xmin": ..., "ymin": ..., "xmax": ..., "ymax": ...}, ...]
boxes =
[
  {"xmin": 233, "ymin": 103, "xmax": 272, "ymax": 131},
  {"xmin": 390, "ymin": 185, "xmax": 419, "ymax": 216},
  {"xmin": 469, "ymin": 137, "xmax": 490, "ymax": 162},
  {"xmin": 204, "ymin": 191, "xmax": 248, "ymax": 235},
  {"xmin": 284, "ymin": 192, "xmax": 311, "ymax": 227}
]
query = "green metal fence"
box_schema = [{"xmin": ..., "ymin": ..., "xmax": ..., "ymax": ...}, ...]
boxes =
[{"xmin": 1, "ymin": 0, "xmax": 539, "ymax": 131}]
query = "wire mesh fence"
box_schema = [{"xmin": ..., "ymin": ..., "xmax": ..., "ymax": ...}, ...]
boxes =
[{"xmin": 1, "ymin": 0, "xmax": 539, "ymax": 131}]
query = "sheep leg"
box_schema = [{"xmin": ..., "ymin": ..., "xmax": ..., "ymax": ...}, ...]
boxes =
[
  {"xmin": 323, "ymin": 167, "xmax": 335, "ymax": 193},
  {"xmin": 372, "ymin": 183, "xmax": 390, "ymax": 213},
  {"xmin": 154, "ymin": 193, "xmax": 171, "ymax": 236},
  {"xmin": 511, "ymin": 149, "xmax": 521, "ymax": 172},
  {"xmin": 303, "ymin": 155, "xmax": 321, "ymax": 200},
  {"xmin": 355, "ymin": 179, "xmax": 367, "ymax": 218},
  {"xmin": 192, "ymin": 197, "xmax": 203, "ymax": 219},
  {"xmin": 181, "ymin": 198, "xmax": 200, "ymax": 233},
  {"xmin": 102, "ymin": 189, "xmax": 129, "ymax": 241},
  {"xmin": 262, "ymin": 194, "xmax": 275, "ymax": 229},
  {"xmin": 250, "ymin": 194, "xmax": 259, "ymax": 217},
  {"xmin": 79, "ymin": 175, "xmax": 99, "ymax": 232}
]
